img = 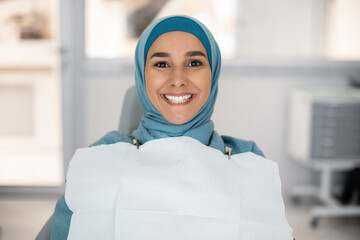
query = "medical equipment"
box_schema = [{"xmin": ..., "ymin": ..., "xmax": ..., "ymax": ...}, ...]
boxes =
[
  {"xmin": 288, "ymin": 87, "xmax": 360, "ymax": 227},
  {"xmin": 289, "ymin": 88, "xmax": 360, "ymax": 161}
]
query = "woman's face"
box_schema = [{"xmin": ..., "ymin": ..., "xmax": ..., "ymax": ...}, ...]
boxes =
[{"xmin": 145, "ymin": 31, "xmax": 211, "ymax": 124}]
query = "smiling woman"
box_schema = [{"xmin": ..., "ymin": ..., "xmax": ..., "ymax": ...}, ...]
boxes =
[{"xmin": 50, "ymin": 15, "xmax": 293, "ymax": 240}]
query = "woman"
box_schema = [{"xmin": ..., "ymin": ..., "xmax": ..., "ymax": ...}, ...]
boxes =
[{"xmin": 51, "ymin": 15, "xmax": 292, "ymax": 239}]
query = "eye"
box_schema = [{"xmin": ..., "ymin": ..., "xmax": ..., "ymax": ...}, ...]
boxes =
[
  {"xmin": 154, "ymin": 61, "xmax": 169, "ymax": 68},
  {"xmin": 187, "ymin": 60, "xmax": 202, "ymax": 67}
]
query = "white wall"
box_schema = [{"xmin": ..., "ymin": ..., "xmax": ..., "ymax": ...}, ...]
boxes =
[{"xmin": 85, "ymin": 72, "xmax": 134, "ymax": 144}]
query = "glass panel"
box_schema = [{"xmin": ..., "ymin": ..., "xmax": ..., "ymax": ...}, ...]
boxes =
[{"xmin": 85, "ymin": 0, "xmax": 237, "ymax": 59}]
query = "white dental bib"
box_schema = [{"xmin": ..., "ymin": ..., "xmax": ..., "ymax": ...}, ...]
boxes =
[{"xmin": 65, "ymin": 136, "xmax": 293, "ymax": 240}]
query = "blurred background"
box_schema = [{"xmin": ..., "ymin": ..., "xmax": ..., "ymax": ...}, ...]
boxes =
[{"xmin": 0, "ymin": 0, "xmax": 359, "ymax": 239}]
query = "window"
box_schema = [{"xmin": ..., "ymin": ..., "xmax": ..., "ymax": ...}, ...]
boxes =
[
  {"xmin": 85, "ymin": 0, "xmax": 238, "ymax": 59},
  {"xmin": 325, "ymin": 0, "xmax": 360, "ymax": 60},
  {"xmin": 0, "ymin": 0, "xmax": 63, "ymax": 186}
]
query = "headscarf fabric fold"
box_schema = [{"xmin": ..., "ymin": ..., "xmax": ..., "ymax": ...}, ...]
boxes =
[{"xmin": 132, "ymin": 15, "xmax": 224, "ymax": 152}]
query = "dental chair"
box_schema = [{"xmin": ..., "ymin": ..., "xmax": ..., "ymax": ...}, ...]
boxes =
[{"xmin": 35, "ymin": 86, "xmax": 143, "ymax": 240}]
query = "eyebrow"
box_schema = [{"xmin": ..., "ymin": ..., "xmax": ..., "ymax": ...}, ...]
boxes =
[
  {"xmin": 185, "ymin": 51, "xmax": 207, "ymax": 58},
  {"xmin": 149, "ymin": 51, "xmax": 207, "ymax": 59},
  {"xmin": 149, "ymin": 52, "xmax": 170, "ymax": 59}
]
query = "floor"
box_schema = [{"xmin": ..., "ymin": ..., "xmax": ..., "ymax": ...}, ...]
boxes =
[
  {"xmin": 285, "ymin": 199, "xmax": 360, "ymax": 240},
  {"xmin": 0, "ymin": 195, "xmax": 58, "ymax": 240},
  {"xmin": 0, "ymin": 195, "xmax": 359, "ymax": 240}
]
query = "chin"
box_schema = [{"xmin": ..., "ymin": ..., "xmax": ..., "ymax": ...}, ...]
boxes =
[{"xmin": 166, "ymin": 115, "xmax": 191, "ymax": 125}]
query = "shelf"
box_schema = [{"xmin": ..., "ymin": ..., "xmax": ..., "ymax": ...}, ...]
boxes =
[
  {"xmin": 0, "ymin": 40, "xmax": 59, "ymax": 69},
  {"xmin": 297, "ymin": 158, "xmax": 360, "ymax": 171}
]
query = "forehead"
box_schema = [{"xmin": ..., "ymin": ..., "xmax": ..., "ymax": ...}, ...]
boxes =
[{"xmin": 147, "ymin": 31, "xmax": 206, "ymax": 53}]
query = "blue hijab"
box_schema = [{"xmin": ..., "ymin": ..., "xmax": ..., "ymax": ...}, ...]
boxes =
[{"xmin": 131, "ymin": 15, "xmax": 225, "ymax": 152}]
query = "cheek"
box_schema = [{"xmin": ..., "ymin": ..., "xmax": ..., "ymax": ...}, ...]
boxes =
[
  {"xmin": 203, "ymin": 83, "xmax": 211, "ymax": 103},
  {"xmin": 198, "ymin": 71, "xmax": 212, "ymax": 101},
  {"xmin": 145, "ymin": 68, "xmax": 156, "ymax": 97},
  {"xmin": 145, "ymin": 68, "xmax": 165, "ymax": 102}
]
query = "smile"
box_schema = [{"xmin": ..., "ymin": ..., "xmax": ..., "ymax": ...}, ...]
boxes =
[{"xmin": 161, "ymin": 94, "xmax": 195, "ymax": 105}]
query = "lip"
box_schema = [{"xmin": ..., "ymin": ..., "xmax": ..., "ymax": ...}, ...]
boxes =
[{"xmin": 160, "ymin": 93, "xmax": 196, "ymax": 106}]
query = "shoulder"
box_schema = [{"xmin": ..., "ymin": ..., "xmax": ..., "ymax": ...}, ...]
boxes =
[
  {"xmin": 221, "ymin": 135, "xmax": 265, "ymax": 157},
  {"xmin": 89, "ymin": 131, "xmax": 132, "ymax": 147},
  {"xmin": 51, "ymin": 195, "xmax": 72, "ymax": 239}
]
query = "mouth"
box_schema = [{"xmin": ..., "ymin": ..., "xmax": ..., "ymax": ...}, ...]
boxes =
[{"xmin": 161, "ymin": 94, "xmax": 195, "ymax": 105}]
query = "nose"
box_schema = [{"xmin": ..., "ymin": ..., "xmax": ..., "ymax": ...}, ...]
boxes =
[{"xmin": 168, "ymin": 66, "xmax": 188, "ymax": 87}]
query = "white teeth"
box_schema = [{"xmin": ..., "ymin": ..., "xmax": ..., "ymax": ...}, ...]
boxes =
[{"xmin": 164, "ymin": 94, "xmax": 192, "ymax": 104}]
